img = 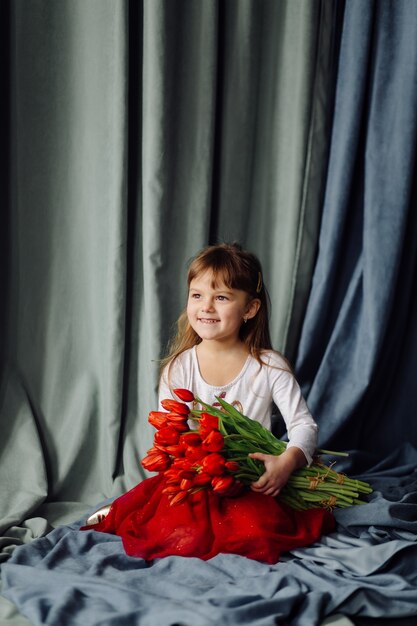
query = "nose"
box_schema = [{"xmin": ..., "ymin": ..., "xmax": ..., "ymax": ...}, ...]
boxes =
[{"xmin": 201, "ymin": 297, "xmax": 215, "ymax": 312}]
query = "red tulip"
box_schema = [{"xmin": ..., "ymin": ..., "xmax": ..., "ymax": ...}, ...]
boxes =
[
  {"xmin": 180, "ymin": 432, "xmax": 202, "ymax": 447},
  {"xmin": 180, "ymin": 478, "xmax": 194, "ymax": 490},
  {"xmin": 146, "ymin": 445, "xmax": 162, "ymax": 456},
  {"xmin": 193, "ymin": 472, "xmax": 212, "ymax": 486},
  {"xmin": 165, "ymin": 475, "xmax": 181, "ymax": 485},
  {"xmin": 154, "ymin": 427, "xmax": 180, "ymax": 446},
  {"xmin": 164, "ymin": 467, "xmax": 181, "ymax": 478},
  {"xmin": 163, "ymin": 484, "xmax": 181, "ymax": 494},
  {"xmin": 225, "ymin": 460, "xmax": 240, "ymax": 472},
  {"xmin": 173, "ymin": 388, "xmax": 195, "ymax": 402},
  {"xmin": 200, "ymin": 413, "xmax": 219, "ymax": 430},
  {"xmin": 169, "ymin": 490, "xmax": 188, "ymax": 506},
  {"xmin": 148, "ymin": 411, "xmax": 169, "ymax": 429},
  {"xmin": 164, "ymin": 469, "xmax": 181, "ymax": 484},
  {"xmin": 185, "ymin": 445, "xmax": 206, "ymax": 462},
  {"xmin": 172, "ymin": 458, "xmax": 194, "ymax": 472},
  {"xmin": 211, "ymin": 475, "xmax": 235, "ymax": 495},
  {"xmin": 202, "ymin": 430, "xmax": 224, "ymax": 452},
  {"xmin": 153, "ymin": 442, "xmax": 171, "ymax": 453},
  {"xmin": 141, "ymin": 452, "xmax": 171, "ymax": 472},
  {"xmin": 166, "ymin": 412, "xmax": 189, "ymax": 424},
  {"xmin": 202, "ymin": 453, "xmax": 226, "ymax": 476},
  {"xmin": 169, "ymin": 421, "xmax": 190, "ymax": 433},
  {"xmin": 161, "ymin": 399, "xmax": 190, "ymax": 415},
  {"xmin": 223, "ymin": 479, "xmax": 245, "ymax": 498},
  {"xmin": 178, "ymin": 469, "xmax": 196, "ymax": 480},
  {"xmin": 164, "ymin": 444, "xmax": 186, "ymax": 457}
]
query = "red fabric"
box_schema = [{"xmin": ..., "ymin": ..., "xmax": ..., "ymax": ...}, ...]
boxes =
[{"xmin": 83, "ymin": 475, "xmax": 335, "ymax": 564}]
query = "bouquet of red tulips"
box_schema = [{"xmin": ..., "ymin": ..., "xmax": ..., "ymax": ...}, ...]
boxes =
[{"xmin": 141, "ymin": 389, "xmax": 373, "ymax": 510}]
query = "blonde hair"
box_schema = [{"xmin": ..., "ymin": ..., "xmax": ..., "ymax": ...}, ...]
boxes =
[{"xmin": 161, "ymin": 243, "xmax": 277, "ymax": 373}]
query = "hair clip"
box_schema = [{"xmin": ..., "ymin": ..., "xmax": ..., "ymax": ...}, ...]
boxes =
[{"xmin": 256, "ymin": 272, "xmax": 262, "ymax": 293}]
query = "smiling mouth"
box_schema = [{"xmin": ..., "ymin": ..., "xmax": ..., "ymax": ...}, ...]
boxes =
[{"xmin": 198, "ymin": 318, "xmax": 219, "ymax": 324}]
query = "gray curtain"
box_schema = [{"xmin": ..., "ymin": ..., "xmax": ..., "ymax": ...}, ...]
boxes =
[
  {"xmin": 0, "ymin": 0, "xmax": 338, "ymax": 564},
  {"xmin": 3, "ymin": 3, "xmax": 417, "ymax": 625},
  {"xmin": 296, "ymin": 0, "xmax": 417, "ymax": 459}
]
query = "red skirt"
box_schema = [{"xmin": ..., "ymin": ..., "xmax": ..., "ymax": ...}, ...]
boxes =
[{"xmin": 83, "ymin": 475, "xmax": 334, "ymax": 564}]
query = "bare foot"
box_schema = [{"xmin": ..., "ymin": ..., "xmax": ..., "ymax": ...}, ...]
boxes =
[{"xmin": 85, "ymin": 505, "xmax": 111, "ymax": 526}]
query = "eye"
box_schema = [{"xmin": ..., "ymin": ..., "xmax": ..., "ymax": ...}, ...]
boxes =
[
  {"xmin": 216, "ymin": 295, "xmax": 228, "ymax": 301},
  {"xmin": 190, "ymin": 293, "xmax": 200, "ymax": 299}
]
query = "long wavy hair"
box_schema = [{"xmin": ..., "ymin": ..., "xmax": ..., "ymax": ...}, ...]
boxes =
[{"xmin": 161, "ymin": 243, "xmax": 278, "ymax": 373}]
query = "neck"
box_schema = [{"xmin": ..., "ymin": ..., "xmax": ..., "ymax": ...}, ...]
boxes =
[
  {"xmin": 195, "ymin": 339, "xmax": 250, "ymax": 387},
  {"xmin": 197, "ymin": 338, "xmax": 248, "ymax": 357}
]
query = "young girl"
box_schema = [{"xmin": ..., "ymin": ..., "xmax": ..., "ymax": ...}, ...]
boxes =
[{"xmin": 84, "ymin": 243, "xmax": 334, "ymax": 563}]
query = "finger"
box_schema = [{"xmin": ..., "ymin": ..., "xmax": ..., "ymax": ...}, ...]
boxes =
[
  {"xmin": 256, "ymin": 485, "xmax": 279, "ymax": 497},
  {"xmin": 251, "ymin": 474, "xmax": 269, "ymax": 488},
  {"xmin": 252, "ymin": 480, "xmax": 273, "ymax": 493},
  {"xmin": 251, "ymin": 481, "xmax": 269, "ymax": 492},
  {"xmin": 248, "ymin": 452, "xmax": 267, "ymax": 461}
]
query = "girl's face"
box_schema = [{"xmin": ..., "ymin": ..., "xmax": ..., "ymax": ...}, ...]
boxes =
[{"xmin": 187, "ymin": 270, "xmax": 260, "ymax": 346}]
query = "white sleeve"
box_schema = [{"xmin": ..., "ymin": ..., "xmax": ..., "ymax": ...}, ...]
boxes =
[{"xmin": 269, "ymin": 360, "xmax": 318, "ymax": 465}]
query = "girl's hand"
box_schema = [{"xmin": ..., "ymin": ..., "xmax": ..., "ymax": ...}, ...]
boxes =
[{"xmin": 249, "ymin": 448, "xmax": 307, "ymax": 497}]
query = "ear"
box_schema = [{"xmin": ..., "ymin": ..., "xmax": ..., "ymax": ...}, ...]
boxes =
[{"xmin": 245, "ymin": 298, "xmax": 261, "ymax": 320}]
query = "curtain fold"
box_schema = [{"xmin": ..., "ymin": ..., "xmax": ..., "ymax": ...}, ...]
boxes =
[
  {"xmin": 0, "ymin": 0, "xmax": 10, "ymax": 377},
  {"xmin": 119, "ymin": 0, "xmax": 337, "ymax": 485},
  {"xmin": 1, "ymin": 0, "xmax": 337, "ymax": 553},
  {"xmin": 6, "ymin": 0, "xmax": 128, "ymax": 506},
  {"xmin": 211, "ymin": 0, "xmax": 338, "ymax": 356},
  {"xmin": 118, "ymin": 0, "xmax": 220, "ymax": 488},
  {"xmin": 296, "ymin": 0, "xmax": 417, "ymax": 456},
  {"xmin": 282, "ymin": 0, "xmax": 343, "ymax": 358}
]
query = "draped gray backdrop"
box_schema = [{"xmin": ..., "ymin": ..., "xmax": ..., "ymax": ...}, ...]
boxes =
[
  {"xmin": 1, "ymin": 2, "xmax": 417, "ymax": 625},
  {"xmin": 296, "ymin": 0, "xmax": 417, "ymax": 458},
  {"xmin": 1, "ymin": 0, "xmax": 340, "ymax": 529}
]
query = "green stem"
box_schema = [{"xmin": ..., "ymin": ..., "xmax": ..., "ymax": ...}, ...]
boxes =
[{"xmin": 317, "ymin": 449, "xmax": 350, "ymax": 457}]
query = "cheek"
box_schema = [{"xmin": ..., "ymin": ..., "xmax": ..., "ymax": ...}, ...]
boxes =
[{"xmin": 186, "ymin": 301, "xmax": 196, "ymax": 318}]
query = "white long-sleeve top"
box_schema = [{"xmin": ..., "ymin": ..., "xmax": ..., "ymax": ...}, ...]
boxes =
[{"xmin": 158, "ymin": 347, "xmax": 318, "ymax": 465}]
